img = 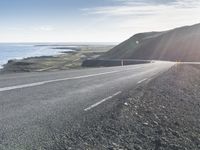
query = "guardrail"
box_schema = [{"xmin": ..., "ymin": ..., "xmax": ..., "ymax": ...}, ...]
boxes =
[{"xmin": 82, "ymin": 59, "xmax": 152, "ymax": 67}]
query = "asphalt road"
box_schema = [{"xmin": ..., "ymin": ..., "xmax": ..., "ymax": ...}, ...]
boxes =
[{"xmin": 0, "ymin": 62, "xmax": 174, "ymax": 149}]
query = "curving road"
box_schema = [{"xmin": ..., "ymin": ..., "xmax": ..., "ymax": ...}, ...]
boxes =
[{"xmin": 0, "ymin": 61, "xmax": 174, "ymax": 149}]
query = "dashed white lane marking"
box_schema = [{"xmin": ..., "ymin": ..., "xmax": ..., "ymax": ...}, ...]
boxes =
[
  {"xmin": 84, "ymin": 91, "xmax": 122, "ymax": 111},
  {"xmin": 0, "ymin": 67, "xmax": 141, "ymax": 92},
  {"xmin": 137, "ymin": 78, "xmax": 148, "ymax": 84}
]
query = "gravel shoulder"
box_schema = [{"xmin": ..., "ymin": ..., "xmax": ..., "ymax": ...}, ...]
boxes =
[{"xmin": 46, "ymin": 64, "xmax": 200, "ymax": 150}]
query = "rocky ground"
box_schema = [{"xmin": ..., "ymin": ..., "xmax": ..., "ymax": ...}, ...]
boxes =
[{"xmin": 42, "ymin": 64, "xmax": 200, "ymax": 150}]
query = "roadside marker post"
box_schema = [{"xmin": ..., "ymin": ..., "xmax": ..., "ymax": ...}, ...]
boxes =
[{"xmin": 121, "ymin": 59, "xmax": 124, "ymax": 66}]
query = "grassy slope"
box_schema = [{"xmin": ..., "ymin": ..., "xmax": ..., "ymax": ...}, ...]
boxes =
[
  {"xmin": 100, "ymin": 32, "xmax": 161, "ymax": 59},
  {"xmin": 1, "ymin": 45, "xmax": 114, "ymax": 73},
  {"xmin": 101, "ymin": 23, "xmax": 200, "ymax": 62}
]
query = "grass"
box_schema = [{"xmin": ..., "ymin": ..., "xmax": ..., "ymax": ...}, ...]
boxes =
[{"xmin": 2, "ymin": 45, "xmax": 114, "ymax": 73}]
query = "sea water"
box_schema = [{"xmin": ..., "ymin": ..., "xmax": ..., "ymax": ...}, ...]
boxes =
[{"xmin": 0, "ymin": 43, "xmax": 75, "ymax": 68}]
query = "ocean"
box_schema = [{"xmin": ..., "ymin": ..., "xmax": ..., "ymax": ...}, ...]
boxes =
[{"xmin": 0, "ymin": 43, "xmax": 75, "ymax": 68}]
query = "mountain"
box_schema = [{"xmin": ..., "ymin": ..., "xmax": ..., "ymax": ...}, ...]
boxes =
[{"xmin": 100, "ymin": 23, "xmax": 200, "ymax": 62}]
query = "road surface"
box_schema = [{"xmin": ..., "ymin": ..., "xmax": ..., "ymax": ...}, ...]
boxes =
[{"xmin": 0, "ymin": 62, "xmax": 174, "ymax": 149}]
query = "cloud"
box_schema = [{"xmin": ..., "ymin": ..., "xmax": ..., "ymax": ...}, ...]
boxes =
[
  {"xmin": 7, "ymin": 27, "xmax": 24, "ymax": 31},
  {"xmin": 83, "ymin": 5, "xmax": 162, "ymax": 17},
  {"xmin": 33, "ymin": 26, "xmax": 55, "ymax": 31},
  {"xmin": 79, "ymin": 0, "xmax": 200, "ymax": 42},
  {"xmin": 83, "ymin": 0, "xmax": 200, "ymax": 17},
  {"xmin": 6, "ymin": 26, "xmax": 55, "ymax": 32}
]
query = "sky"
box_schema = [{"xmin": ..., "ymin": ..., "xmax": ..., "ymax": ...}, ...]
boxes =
[{"xmin": 0, "ymin": 0, "xmax": 200, "ymax": 43}]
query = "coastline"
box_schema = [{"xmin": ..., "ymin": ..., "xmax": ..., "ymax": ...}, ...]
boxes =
[
  {"xmin": 0, "ymin": 44, "xmax": 114, "ymax": 74},
  {"xmin": 0, "ymin": 43, "xmax": 79, "ymax": 69}
]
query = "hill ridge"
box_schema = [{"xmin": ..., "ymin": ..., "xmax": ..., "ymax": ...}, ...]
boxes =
[{"xmin": 100, "ymin": 23, "xmax": 200, "ymax": 62}]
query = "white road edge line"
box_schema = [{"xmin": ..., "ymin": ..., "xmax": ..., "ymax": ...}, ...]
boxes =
[
  {"xmin": 137, "ymin": 78, "xmax": 148, "ymax": 84},
  {"xmin": 84, "ymin": 91, "xmax": 122, "ymax": 111},
  {"xmin": 0, "ymin": 82, "xmax": 46, "ymax": 92},
  {"xmin": 0, "ymin": 67, "xmax": 141, "ymax": 92}
]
